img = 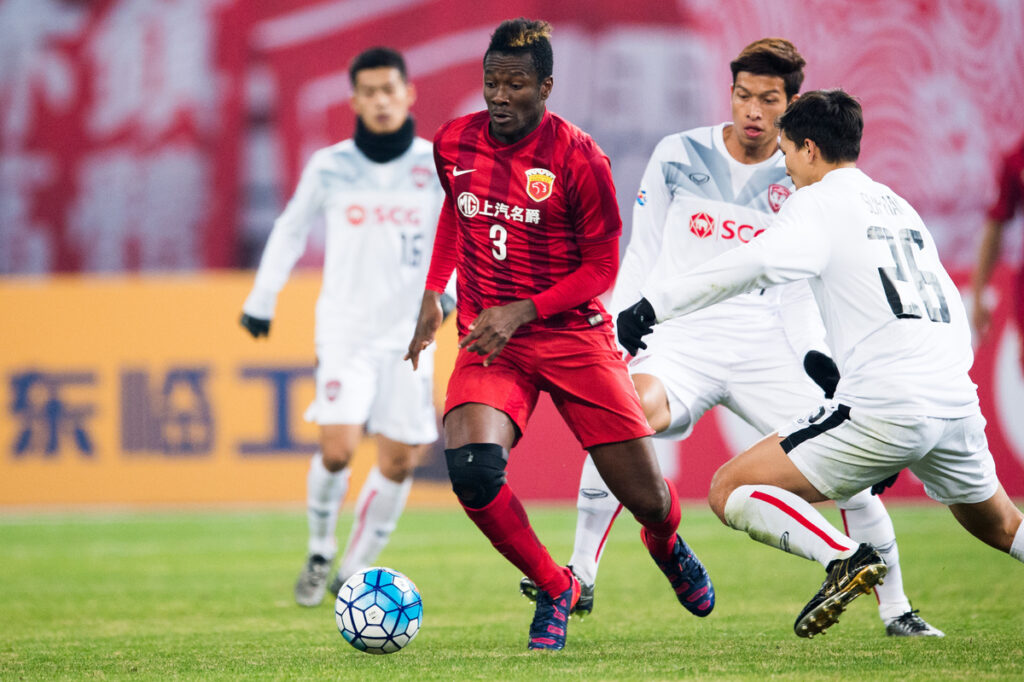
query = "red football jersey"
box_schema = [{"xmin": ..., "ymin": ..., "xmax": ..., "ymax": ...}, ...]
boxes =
[{"xmin": 427, "ymin": 110, "xmax": 622, "ymax": 335}]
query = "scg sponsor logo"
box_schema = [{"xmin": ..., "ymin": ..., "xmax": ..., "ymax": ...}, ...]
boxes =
[
  {"xmin": 346, "ymin": 204, "xmax": 422, "ymax": 226},
  {"xmin": 688, "ymin": 212, "xmax": 765, "ymax": 243}
]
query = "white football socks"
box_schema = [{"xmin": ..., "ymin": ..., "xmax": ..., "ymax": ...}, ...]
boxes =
[
  {"xmin": 836, "ymin": 489, "xmax": 911, "ymax": 622},
  {"xmin": 337, "ymin": 467, "xmax": 412, "ymax": 582},
  {"xmin": 306, "ymin": 452, "xmax": 350, "ymax": 559},
  {"xmin": 724, "ymin": 484, "xmax": 856, "ymax": 566},
  {"xmin": 1010, "ymin": 519, "xmax": 1024, "ymax": 563},
  {"xmin": 566, "ymin": 455, "xmax": 622, "ymax": 586}
]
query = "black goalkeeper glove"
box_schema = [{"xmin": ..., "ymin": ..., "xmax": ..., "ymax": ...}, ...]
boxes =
[
  {"xmin": 240, "ymin": 313, "xmax": 271, "ymax": 338},
  {"xmin": 617, "ymin": 298, "xmax": 657, "ymax": 356},
  {"xmin": 870, "ymin": 472, "xmax": 899, "ymax": 496},
  {"xmin": 803, "ymin": 350, "xmax": 840, "ymax": 399},
  {"xmin": 440, "ymin": 293, "xmax": 456, "ymax": 322}
]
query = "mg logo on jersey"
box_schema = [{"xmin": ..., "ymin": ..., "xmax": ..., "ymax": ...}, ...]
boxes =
[
  {"xmin": 768, "ymin": 184, "xmax": 791, "ymax": 213},
  {"xmin": 457, "ymin": 192, "xmax": 479, "ymax": 217},
  {"xmin": 689, "ymin": 212, "xmax": 715, "ymax": 238},
  {"xmin": 525, "ymin": 168, "xmax": 555, "ymax": 202}
]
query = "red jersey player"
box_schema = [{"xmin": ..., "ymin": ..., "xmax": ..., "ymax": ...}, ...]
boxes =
[
  {"xmin": 405, "ymin": 18, "xmax": 714, "ymax": 651},
  {"xmin": 972, "ymin": 134, "xmax": 1024, "ymax": 372}
]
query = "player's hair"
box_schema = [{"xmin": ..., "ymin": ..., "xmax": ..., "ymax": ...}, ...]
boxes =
[
  {"xmin": 348, "ymin": 46, "xmax": 407, "ymax": 85},
  {"xmin": 730, "ymin": 38, "xmax": 806, "ymax": 99},
  {"xmin": 484, "ymin": 17, "xmax": 553, "ymax": 80},
  {"xmin": 776, "ymin": 89, "xmax": 863, "ymax": 163}
]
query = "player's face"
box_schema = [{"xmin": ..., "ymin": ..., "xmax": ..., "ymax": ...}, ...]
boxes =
[
  {"xmin": 779, "ymin": 131, "xmax": 814, "ymax": 189},
  {"xmin": 730, "ymin": 72, "xmax": 789, "ymax": 155},
  {"xmin": 483, "ymin": 52, "xmax": 552, "ymax": 144},
  {"xmin": 350, "ymin": 67, "xmax": 416, "ymax": 135}
]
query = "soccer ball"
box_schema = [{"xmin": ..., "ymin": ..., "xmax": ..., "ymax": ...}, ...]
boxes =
[{"xmin": 335, "ymin": 567, "xmax": 422, "ymax": 654}]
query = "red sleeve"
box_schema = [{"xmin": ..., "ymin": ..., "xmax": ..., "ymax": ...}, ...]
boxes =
[
  {"xmin": 987, "ymin": 145, "xmax": 1024, "ymax": 222},
  {"xmin": 530, "ymin": 237, "xmax": 619, "ymax": 319},
  {"xmin": 569, "ymin": 141, "xmax": 622, "ymax": 244},
  {"xmin": 425, "ymin": 194, "xmax": 457, "ymax": 293}
]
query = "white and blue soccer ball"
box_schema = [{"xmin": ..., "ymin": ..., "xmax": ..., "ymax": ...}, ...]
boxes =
[{"xmin": 335, "ymin": 567, "xmax": 422, "ymax": 654}]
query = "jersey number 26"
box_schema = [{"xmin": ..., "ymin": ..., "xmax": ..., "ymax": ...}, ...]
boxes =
[{"xmin": 867, "ymin": 225, "xmax": 950, "ymax": 323}]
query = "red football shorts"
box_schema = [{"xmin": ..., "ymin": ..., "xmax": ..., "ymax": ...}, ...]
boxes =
[{"xmin": 444, "ymin": 326, "xmax": 654, "ymax": 449}]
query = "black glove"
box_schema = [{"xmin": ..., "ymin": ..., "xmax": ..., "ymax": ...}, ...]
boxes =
[
  {"xmin": 617, "ymin": 298, "xmax": 657, "ymax": 356},
  {"xmin": 240, "ymin": 313, "xmax": 271, "ymax": 338},
  {"xmin": 870, "ymin": 472, "xmax": 899, "ymax": 496},
  {"xmin": 803, "ymin": 350, "xmax": 839, "ymax": 399},
  {"xmin": 440, "ymin": 293, "xmax": 456, "ymax": 322}
]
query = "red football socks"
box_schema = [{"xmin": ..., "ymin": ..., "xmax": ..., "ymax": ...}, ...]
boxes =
[
  {"xmin": 639, "ymin": 478, "xmax": 681, "ymax": 561},
  {"xmin": 461, "ymin": 485, "xmax": 569, "ymax": 598}
]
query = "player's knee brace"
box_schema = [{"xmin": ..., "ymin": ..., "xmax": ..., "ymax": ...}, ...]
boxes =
[{"xmin": 445, "ymin": 443, "xmax": 508, "ymax": 509}]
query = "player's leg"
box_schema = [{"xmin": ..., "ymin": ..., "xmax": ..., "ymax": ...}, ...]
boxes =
[
  {"xmin": 545, "ymin": 329, "xmax": 714, "ymax": 617},
  {"xmin": 295, "ymin": 422, "xmax": 362, "ymax": 606},
  {"xmin": 334, "ymin": 437, "xmax": 427, "ymax": 587},
  {"xmin": 588, "ymin": 437, "xmax": 715, "ymax": 617},
  {"xmin": 548, "ymin": 341, "xmax": 717, "ymax": 611},
  {"xmin": 708, "ymin": 407, "xmax": 954, "ymax": 637},
  {"xmin": 561, "ymin": 372, "xmax": 669, "ymax": 593},
  {"xmin": 333, "ymin": 347, "xmax": 438, "ymax": 589},
  {"xmin": 835, "ymin": 490, "xmax": 942, "ymax": 635},
  {"xmin": 908, "ymin": 411, "xmax": 1024, "ymax": 561},
  {"xmin": 728, "ymin": 347, "xmax": 941, "ymax": 635},
  {"xmin": 295, "ymin": 347, "xmax": 376, "ymax": 606},
  {"xmin": 444, "ymin": 346, "xmax": 580, "ymax": 650},
  {"xmin": 949, "ymin": 487, "xmax": 1024, "ymax": 558}
]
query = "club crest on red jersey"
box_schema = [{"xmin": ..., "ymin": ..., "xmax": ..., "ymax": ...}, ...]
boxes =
[
  {"xmin": 768, "ymin": 184, "xmax": 791, "ymax": 213},
  {"xmin": 689, "ymin": 212, "xmax": 715, "ymax": 239},
  {"xmin": 525, "ymin": 168, "xmax": 555, "ymax": 202}
]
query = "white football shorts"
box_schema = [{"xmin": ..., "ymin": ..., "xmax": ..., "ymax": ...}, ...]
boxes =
[
  {"xmin": 626, "ymin": 321, "xmax": 823, "ymax": 439},
  {"xmin": 779, "ymin": 402, "xmax": 998, "ymax": 505},
  {"xmin": 304, "ymin": 343, "xmax": 438, "ymax": 445}
]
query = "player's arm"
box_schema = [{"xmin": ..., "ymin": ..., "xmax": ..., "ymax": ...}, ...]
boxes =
[
  {"xmin": 777, "ymin": 279, "xmax": 839, "ymax": 397},
  {"xmin": 617, "ymin": 195, "xmax": 828, "ymax": 355},
  {"xmin": 406, "ymin": 155, "xmax": 458, "ymax": 369},
  {"xmin": 642, "ymin": 194, "xmax": 829, "ymax": 322},
  {"xmin": 241, "ymin": 152, "xmax": 325, "ymax": 337},
  {"xmin": 971, "ymin": 218, "xmax": 1008, "ymax": 340},
  {"xmin": 973, "ymin": 149, "xmax": 1020, "ymax": 340},
  {"xmin": 609, "ymin": 140, "xmax": 672, "ymax": 316}
]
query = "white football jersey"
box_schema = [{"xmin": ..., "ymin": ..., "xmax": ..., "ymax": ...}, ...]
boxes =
[
  {"xmin": 643, "ymin": 167, "xmax": 978, "ymax": 417},
  {"xmin": 243, "ymin": 137, "xmax": 443, "ymax": 348},
  {"xmin": 612, "ymin": 123, "xmax": 824, "ymax": 351}
]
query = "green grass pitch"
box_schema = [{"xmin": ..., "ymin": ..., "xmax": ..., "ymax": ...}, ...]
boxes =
[{"xmin": 2, "ymin": 503, "xmax": 1021, "ymax": 680}]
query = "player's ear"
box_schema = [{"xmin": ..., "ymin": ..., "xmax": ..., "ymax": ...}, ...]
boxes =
[
  {"xmin": 540, "ymin": 76, "xmax": 553, "ymax": 101},
  {"xmin": 405, "ymin": 81, "xmax": 417, "ymax": 107},
  {"xmin": 788, "ymin": 93, "xmax": 800, "ymax": 105}
]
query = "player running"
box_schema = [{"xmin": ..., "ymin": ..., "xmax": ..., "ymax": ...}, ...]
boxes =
[
  {"xmin": 619, "ymin": 89, "xmax": 1024, "ymax": 637},
  {"xmin": 241, "ymin": 47, "xmax": 448, "ymax": 607},
  {"xmin": 406, "ymin": 18, "xmax": 713, "ymax": 651},
  {"xmin": 521, "ymin": 37, "xmax": 941, "ymax": 637}
]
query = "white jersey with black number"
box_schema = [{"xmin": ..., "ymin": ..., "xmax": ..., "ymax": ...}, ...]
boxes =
[
  {"xmin": 243, "ymin": 137, "xmax": 443, "ymax": 348},
  {"xmin": 643, "ymin": 167, "xmax": 978, "ymax": 417},
  {"xmin": 612, "ymin": 123, "xmax": 817, "ymax": 338}
]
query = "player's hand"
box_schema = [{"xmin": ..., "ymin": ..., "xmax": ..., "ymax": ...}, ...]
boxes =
[
  {"xmin": 803, "ymin": 350, "xmax": 839, "ymax": 399},
  {"xmin": 971, "ymin": 299, "xmax": 992, "ymax": 341},
  {"xmin": 405, "ymin": 291, "xmax": 444, "ymax": 370},
  {"xmin": 616, "ymin": 298, "xmax": 656, "ymax": 356},
  {"xmin": 460, "ymin": 299, "xmax": 536, "ymax": 366},
  {"xmin": 870, "ymin": 472, "xmax": 899, "ymax": 496},
  {"xmin": 240, "ymin": 313, "xmax": 271, "ymax": 338}
]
